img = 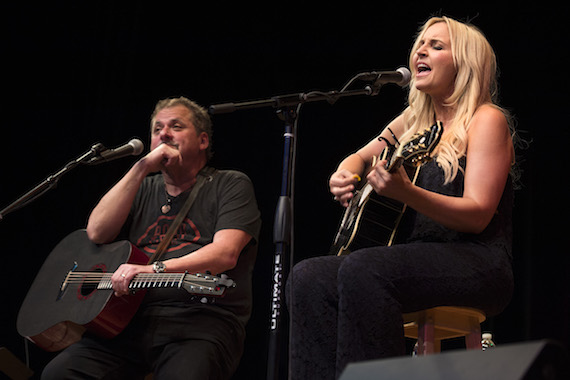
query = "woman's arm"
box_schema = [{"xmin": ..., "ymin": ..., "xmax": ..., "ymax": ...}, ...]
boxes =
[
  {"xmin": 330, "ymin": 115, "xmax": 407, "ymax": 207},
  {"xmin": 367, "ymin": 105, "xmax": 513, "ymax": 233}
]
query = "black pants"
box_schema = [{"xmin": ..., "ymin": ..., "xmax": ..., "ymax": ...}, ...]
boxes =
[
  {"xmin": 286, "ymin": 241, "xmax": 513, "ymax": 379},
  {"xmin": 41, "ymin": 307, "xmax": 245, "ymax": 380}
]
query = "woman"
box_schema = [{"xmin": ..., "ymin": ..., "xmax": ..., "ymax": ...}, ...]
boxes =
[{"xmin": 287, "ymin": 16, "xmax": 516, "ymax": 379}]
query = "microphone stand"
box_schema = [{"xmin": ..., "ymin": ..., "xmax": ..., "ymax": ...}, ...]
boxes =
[
  {"xmin": 0, "ymin": 143, "xmax": 106, "ymax": 221},
  {"xmin": 209, "ymin": 80, "xmax": 385, "ymax": 380}
]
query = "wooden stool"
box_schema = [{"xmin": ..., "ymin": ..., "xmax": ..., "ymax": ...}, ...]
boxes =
[{"xmin": 403, "ymin": 306, "xmax": 486, "ymax": 355}]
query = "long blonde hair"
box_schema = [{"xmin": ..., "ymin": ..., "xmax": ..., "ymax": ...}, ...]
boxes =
[{"xmin": 400, "ymin": 16, "xmax": 507, "ymax": 183}]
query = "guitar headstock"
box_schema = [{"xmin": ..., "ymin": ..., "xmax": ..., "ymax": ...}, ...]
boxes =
[
  {"xmin": 182, "ymin": 273, "xmax": 236, "ymax": 297},
  {"xmin": 388, "ymin": 121, "xmax": 443, "ymax": 171}
]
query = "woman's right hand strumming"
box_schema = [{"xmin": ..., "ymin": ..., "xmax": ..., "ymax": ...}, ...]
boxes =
[{"xmin": 329, "ymin": 169, "xmax": 361, "ymax": 207}]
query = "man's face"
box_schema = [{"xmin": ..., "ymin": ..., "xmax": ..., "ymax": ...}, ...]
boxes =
[{"xmin": 150, "ymin": 105, "xmax": 209, "ymax": 162}]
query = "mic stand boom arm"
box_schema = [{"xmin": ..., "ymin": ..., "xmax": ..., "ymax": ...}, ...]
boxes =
[
  {"xmin": 208, "ymin": 85, "xmax": 375, "ymax": 115},
  {"xmin": 0, "ymin": 143, "xmax": 106, "ymax": 221}
]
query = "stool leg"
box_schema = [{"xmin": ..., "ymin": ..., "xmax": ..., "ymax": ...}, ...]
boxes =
[
  {"xmin": 417, "ymin": 315, "xmax": 435, "ymax": 355},
  {"xmin": 465, "ymin": 317, "xmax": 482, "ymax": 350}
]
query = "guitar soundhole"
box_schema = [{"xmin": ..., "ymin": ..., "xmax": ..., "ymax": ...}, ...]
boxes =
[{"xmin": 79, "ymin": 268, "xmax": 103, "ymax": 298}]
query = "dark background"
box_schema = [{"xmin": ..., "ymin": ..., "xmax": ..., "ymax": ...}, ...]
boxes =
[{"xmin": 1, "ymin": 3, "xmax": 568, "ymax": 379}]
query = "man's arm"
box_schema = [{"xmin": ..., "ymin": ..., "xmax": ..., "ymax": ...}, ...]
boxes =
[
  {"xmin": 86, "ymin": 160, "xmax": 148, "ymax": 244},
  {"xmin": 86, "ymin": 143, "xmax": 179, "ymax": 244},
  {"xmin": 110, "ymin": 228, "xmax": 252, "ymax": 297}
]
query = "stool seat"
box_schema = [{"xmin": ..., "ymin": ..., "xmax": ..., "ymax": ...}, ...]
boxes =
[{"xmin": 403, "ymin": 306, "xmax": 486, "ymax": 355}]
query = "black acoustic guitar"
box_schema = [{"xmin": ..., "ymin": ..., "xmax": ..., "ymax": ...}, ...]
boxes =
[
  {"xmin": 330, "ymin": 121, "xmax": 443, "ymax": 255},
  {"xmin": 17, "ymin": 229, "xmax": 234, "ymax": 352}
]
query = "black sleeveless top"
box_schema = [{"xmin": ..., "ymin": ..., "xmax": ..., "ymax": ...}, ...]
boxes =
[{"xmin": 401, "ymin": 158, "xmax": 513, "ymax": 261}]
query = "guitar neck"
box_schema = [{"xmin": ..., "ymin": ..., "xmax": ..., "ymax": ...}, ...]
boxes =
[
  {"xmin": 65, "ymin": 272, "xmax": 188, "ymax": 291},
  {"xmin": 109, "ymin": 272, "xmax": 187, "ymax": 290},
  {"xmin": 62, "ymin": 271, "xmax": 229, "ymax": 297},
  {"xmin": 386, "ymin": 156, "xmax": 404, "ymax": 173},
  {"xmin": 376, "ymin": 146, "xmax": 404, "ymax": 174}
]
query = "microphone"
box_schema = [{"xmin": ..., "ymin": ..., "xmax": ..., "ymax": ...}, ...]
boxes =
[
  {"xmin": 357, "ymin": 67, "xmax": 411, "ymax": 87},
  {"xmin": 87, "ymin": 138, "xmax": 144, "ymax": 165}
]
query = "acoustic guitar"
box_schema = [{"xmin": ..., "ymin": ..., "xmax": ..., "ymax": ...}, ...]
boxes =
[
  {"xmin": 330, "ymin": 121, "xmax": 442, "ymax": 255},
  {"xmin": 17, "ymin": 229, "xmax": 234, "ymax": 351}
]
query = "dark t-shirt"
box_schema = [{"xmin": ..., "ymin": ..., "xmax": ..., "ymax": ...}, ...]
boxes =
[{"xmin": 122, "ymin": 168, "xmax": 261, "ymax": 327}]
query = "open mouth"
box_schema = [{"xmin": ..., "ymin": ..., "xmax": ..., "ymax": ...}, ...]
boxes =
[{"xmin": 417, "ymin": 63, "xmax": 431, "ymax": 75}]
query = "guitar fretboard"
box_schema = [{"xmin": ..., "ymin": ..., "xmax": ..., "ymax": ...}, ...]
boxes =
[
  {"xmin": 98, "ymin": 273, "xmax": 187, "ymax": 290},
  {"xmin": 61, "ymin": 272, "xmax": 222, "ymax": 294}
]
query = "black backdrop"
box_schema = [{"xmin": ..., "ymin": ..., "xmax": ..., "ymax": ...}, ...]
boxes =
[{"xmin": 1, "ymin": 3, "xmax": 568, "ymax": 379}]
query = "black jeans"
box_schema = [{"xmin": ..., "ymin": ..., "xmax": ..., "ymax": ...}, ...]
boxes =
[
  {"xmin": 286, "ymin": 241, "xmax": 513, "ymax": 379},
  {"xmin": 42, "ymin": 307, "xmax": 245, "ymax": 380}
]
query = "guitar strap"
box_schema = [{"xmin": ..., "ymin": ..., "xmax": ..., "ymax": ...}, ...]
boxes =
[
  {"xmin": 387, "ymin": 164, "xmax": 422, "ymax": 246},
  {"xmin": 147, "ymin": 166, "xmax": 216, "ymax": 264}
]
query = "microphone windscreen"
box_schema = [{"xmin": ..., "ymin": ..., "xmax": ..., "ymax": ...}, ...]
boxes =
[{"xmin": 128, "ymin": 139, "xmax": 144, "ymax": 155}]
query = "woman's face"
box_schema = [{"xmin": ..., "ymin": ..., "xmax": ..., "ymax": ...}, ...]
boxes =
[{"xmin": 412, "ymin": 22, "xmax": 456, "ymax": 100}]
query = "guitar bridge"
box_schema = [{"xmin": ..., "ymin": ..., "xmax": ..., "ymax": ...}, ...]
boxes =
[{"xmin": 57, "ymin": 261, "xmax": 78, "ymax": 300}]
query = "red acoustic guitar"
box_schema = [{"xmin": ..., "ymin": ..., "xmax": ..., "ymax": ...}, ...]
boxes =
[{"xmin": 17, "ymin": 229, "xmax": 234, "ymax": 352}]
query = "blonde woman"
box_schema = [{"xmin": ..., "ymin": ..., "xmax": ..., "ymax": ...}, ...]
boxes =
[{"xmin": 287, "ymin": 16, "xmax": 516, "ymax": 379}]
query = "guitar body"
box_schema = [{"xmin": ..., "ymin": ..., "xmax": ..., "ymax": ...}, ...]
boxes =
[
  {"xmin": 330, "ymin": 173, "xmax": 414, "ymax": 255},
  {"xmin": 17, "ymin": 229, "xmax": 149, "ymax": 351}
]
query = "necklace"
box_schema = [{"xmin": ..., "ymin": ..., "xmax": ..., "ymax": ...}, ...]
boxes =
[
  {"xmin": 161, "ymin": 192, "xmax": 173, "ymax": 214},
  {"xmin": 161, "ymin": 175, "xmax": 202, "ymax": 214}
]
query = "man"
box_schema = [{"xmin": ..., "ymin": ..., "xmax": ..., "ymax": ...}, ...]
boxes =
[{"xmin": 42, "ymin": 97, "xmax": 261, "ymax": 380}]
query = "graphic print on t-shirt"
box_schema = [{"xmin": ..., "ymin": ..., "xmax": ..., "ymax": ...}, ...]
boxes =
[{"xmin": 136, "ymin": 215, "xmax": 201, "ymax": 254}]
